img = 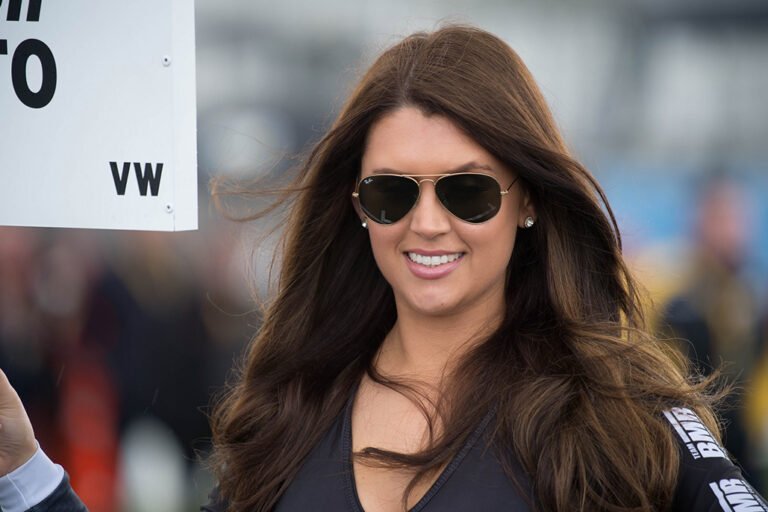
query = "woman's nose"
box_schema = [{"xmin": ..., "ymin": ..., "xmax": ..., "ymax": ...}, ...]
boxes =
[{"xmin": 408, "ymin": 182, "xmax": 451, "ymax": 238}]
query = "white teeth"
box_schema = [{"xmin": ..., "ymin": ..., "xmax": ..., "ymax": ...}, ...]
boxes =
[{"xmin": 407, "ymin": 252, "xmax": 462, "ymax": 267}]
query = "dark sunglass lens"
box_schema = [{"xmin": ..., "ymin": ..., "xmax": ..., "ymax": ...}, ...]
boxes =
[
  {"xmin": 436, "ymin": 174, "xmax": 501, "ymax": 223},
  {"xmin": 357, "ymin": 175, "xmax": 419, "ymax": 224}
]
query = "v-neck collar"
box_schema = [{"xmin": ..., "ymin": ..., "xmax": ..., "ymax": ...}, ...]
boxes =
[{"xmin": 341, "ymin": 387, "xmax": 496, "ymax": 512}]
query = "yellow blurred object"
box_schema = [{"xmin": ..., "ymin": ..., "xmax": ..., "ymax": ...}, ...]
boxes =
[{"xmin": 746, "ymin": 349, "xmax": 768, "ymax": 466}]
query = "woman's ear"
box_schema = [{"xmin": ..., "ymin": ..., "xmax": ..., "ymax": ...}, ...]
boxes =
[
  {"xmin": 352, "ymin": 196, "xmax": 363, "ymax": 219},
  {"xmin": 352, "ymin": 191, "xmax": 364, "ymax": 221},
  {"xmin": 518, "ymin": 189, "xmax": 536, "ymax": 228},
  {"xmin": 352, "ymin": 186, "xmax": 369, "ymax": 228}
]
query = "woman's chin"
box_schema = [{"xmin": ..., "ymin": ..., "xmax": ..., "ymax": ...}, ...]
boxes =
[{"xmin": 397, "ymin": 293, "xmax": 466, "ymax": 318}]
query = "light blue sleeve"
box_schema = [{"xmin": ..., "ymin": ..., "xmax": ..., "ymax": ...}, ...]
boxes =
[{"xmin": 0, "ymin": 443, "xmax": 65, "ymax": 512}]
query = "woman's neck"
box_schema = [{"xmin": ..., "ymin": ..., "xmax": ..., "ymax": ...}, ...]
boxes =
[{"xmin": 375, "ymin": 303, "xmax": 503, "ymax": 383}]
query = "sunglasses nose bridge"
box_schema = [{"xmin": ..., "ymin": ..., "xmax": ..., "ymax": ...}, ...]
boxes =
[
  {"xmin": 408, "ymin": 178, "xmax": 453, "ymax": 235},
  {"xmin": 411, "ymin": 177, "xmax": 439, "ymax": 208},
  {"xmin": 411, "ymin": 176, "xmax": 437, "ymax": 199},
  {"xmin": 411, "ymin": 177, "xmax": 439, "ymax": 197}
]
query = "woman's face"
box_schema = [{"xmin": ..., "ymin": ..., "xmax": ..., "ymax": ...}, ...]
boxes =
[{"xmin": 357, "ymin": 107, "xmax": 534, "ymax": 321}]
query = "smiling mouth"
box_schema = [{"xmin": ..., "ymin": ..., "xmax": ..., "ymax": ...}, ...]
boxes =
[{"xmin": 406, "ymin": 252, "xmax": 465, "ymax": 267}]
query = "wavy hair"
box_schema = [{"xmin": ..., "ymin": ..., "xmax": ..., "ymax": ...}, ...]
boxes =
[{"xmin": 209, "ymin": 24, "xmax": 721, "ymax": 511}]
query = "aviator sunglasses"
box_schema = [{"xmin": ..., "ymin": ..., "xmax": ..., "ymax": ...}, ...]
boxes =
[{"xmin": 353, "ymin": 172, "xmax": 519, "ymax": 225}]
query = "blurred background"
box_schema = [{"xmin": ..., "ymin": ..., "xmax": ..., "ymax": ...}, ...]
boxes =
[{"xmin": 2, "ymin": 0, "xmax": 767, "ymax": 510}]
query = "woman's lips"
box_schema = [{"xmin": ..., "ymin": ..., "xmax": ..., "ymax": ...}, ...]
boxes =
[{"xmin": 403, "ymin": 252, "xmax": 465, "ymax": 280}]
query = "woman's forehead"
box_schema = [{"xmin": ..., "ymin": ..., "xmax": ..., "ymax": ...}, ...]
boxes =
[{"xmin": 360, "ymin": 107, "xmax": 511, "ymax": 180}]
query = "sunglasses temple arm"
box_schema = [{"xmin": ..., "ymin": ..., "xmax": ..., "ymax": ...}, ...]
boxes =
[{"xmin": 504, "ymin": 176, "xmax": 520, "ymax": 193}]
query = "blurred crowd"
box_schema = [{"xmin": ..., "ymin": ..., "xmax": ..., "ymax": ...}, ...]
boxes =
[
  {"xmin": 0, "ymin": 221, "xmax": 255, "ymax": 512},
  {"xmin": 650, "ymin": 174, "xmax": 768, "ymax": 492}
]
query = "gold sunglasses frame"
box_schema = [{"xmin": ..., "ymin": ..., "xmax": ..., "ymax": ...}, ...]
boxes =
[{"xmin": 352, "ymin": 172, "xmax": 519, "ymax": 224}]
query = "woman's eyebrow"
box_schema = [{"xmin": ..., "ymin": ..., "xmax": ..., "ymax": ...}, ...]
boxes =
[{"xmin": 370, "ymin": 161, "xmax": 494, "ymax": 175}]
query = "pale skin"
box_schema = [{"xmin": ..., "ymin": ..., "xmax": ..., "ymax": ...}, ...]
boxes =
[
  {"xmin": 0, "ymin": 107, "xmax": 536, "ymax": 510},
  {"xmin": 0, "ymin": 368, "xmax": 37, "ymax": 477},
  {"xmin": 352, "ymin": 107, "xmax": 534, "ymax": 511}
]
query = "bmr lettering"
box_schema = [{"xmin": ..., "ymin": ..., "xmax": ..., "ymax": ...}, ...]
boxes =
[
  {"xmin": 709, "ymin": 479, "xmax": 768, "ymax": 512},
  {"xmin": 664, "ymin": 408, "xmax": 727, "ymax": 460}
]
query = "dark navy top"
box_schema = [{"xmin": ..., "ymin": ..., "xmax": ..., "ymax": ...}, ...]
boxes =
[
  {"xmin": 197, "ymin": 398, "xmax": 768, "ymax": 512},
  {"xmin": 31, "ymin": 395, "xmax": 768, "ymax": 511},
  {"xmin": 273, "ymin": 394, "xmax": 531, "ymax": 511}
]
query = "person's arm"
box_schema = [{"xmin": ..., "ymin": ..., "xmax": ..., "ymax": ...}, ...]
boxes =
[
  {"xmin": 665, "ymin": 406, "xmax": 768, "ymax": 511},
  {"xmin": 0, "ymin": 369, "xmax": 87, "ymax": 511}
]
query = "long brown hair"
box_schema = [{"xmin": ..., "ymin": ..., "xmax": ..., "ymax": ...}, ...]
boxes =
[{"xmin": 209, "ymin": 24, "xmax": 720, "ymax": 511}]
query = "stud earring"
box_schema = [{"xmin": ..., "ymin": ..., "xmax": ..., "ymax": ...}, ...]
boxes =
[
  {"xmin": 524, "ymin": 216, "xmax": 535, "ymax": 228},
  {"xmin": 361, "ymin": 218, "xmax": 368, "ymax": 229}
]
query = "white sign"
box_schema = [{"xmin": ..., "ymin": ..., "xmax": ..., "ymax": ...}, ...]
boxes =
[{"xmin": 0, "ymin": 0, "xmax": 197, "ymax": 231}]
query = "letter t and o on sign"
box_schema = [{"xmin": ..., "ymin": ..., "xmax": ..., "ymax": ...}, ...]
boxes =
[{"xmin": 1, "ymin": 0, "xmax": 57, "ymax": 108}]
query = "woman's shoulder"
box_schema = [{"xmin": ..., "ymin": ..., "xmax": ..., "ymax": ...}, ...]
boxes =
[{"xmin": 663, "ymin": 406, "xmax": 768, "ymax": 511}]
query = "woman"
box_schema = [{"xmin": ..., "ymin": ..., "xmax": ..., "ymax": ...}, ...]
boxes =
[{"xmin": 1, "ymin": 24, "xmax": 766, "ymax": 512}]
